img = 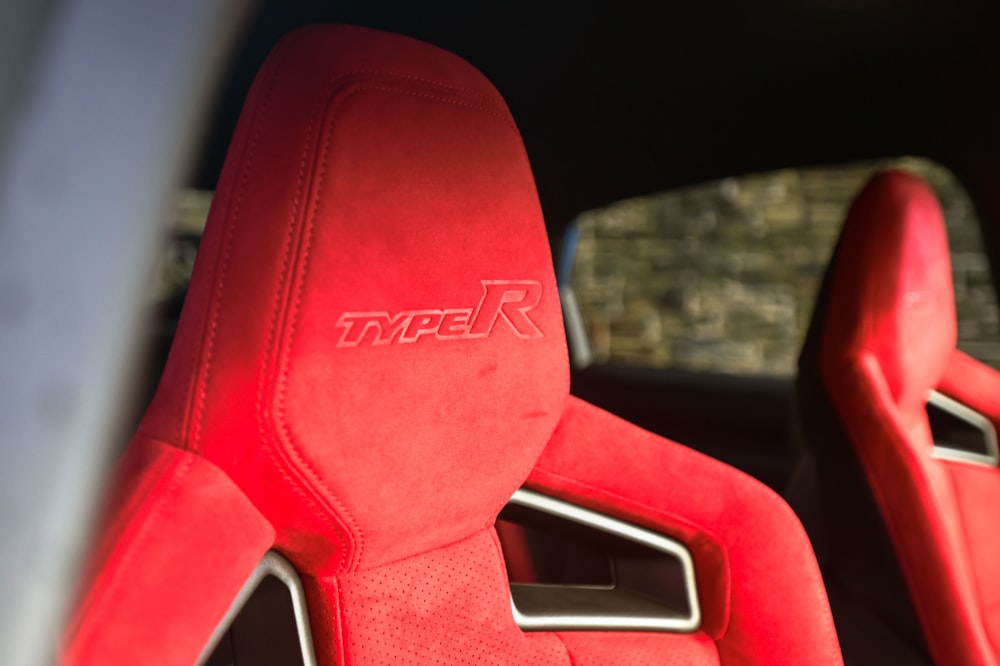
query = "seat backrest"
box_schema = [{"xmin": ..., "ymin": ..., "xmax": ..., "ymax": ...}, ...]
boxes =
[
  {"xmin": 63, "ymin": 24, "xmax": 843, "ymax": 666},
  {"xmin": 801, "ymin": 169, "xmax": 1000, "ymax": 665}
]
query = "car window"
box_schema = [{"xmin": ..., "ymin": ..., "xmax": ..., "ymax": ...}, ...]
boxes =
[{"xmin": 562, "ymin": 157, "xmax": 999, "ymax": 375}]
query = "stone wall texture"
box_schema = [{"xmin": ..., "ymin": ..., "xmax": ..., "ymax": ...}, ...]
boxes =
[{"xmin": 570, "ymin": 158, "xmax": 1000, "ymax": 375}]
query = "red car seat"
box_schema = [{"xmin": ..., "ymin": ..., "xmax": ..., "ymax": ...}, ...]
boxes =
[
  {"xmin": 797, "ymin": 169, "xmax": 1000, "ymax": 665},
  {"xmin": 62, "ymin": 25, "xmax": 842, "ymax": 665}
]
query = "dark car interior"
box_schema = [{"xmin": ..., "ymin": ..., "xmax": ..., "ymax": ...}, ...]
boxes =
[{"xmin": 9, "ymin": 0, "xmax": 1000, "ymax": 664}]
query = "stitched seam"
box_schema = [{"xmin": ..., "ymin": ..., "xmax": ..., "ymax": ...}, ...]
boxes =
[
  {"xmin": 327, "ymin": 70, "xmax": 516, "ymax": 129},
  {"xmin": 333, "ymin": 578, "xmax": 348, "ymax": 666},
  {"xmin": 355, "ymin": 526, "xmax": 513, "ymax": 580},
  {"xmin": 314, "ymin": 576, "xmax": 339, "ymax": 665},
  {"xmin": 266, "ymin": 86, "xmax": 364, "ymax": 574},
  {"xmin": 254, "ymin": 73, "xmax": 354, "ymax": 573},
  {"xmin": 552, "ymin": 633, "xmax": 575, "ymax": 666},
  {"xmin": 168, "ymin": 91, "xmax": 261, "ymax": 449},
  {"xmin": 529, "ymin": 464, "xmax": 727, "ymax": 554},
  {"xmin": 190, "ymin": 40, "xmax": 287, "ymax": 453},
  {"xmin": 160, "ymin": 35, "xmax": 286, "ymax": 448}
]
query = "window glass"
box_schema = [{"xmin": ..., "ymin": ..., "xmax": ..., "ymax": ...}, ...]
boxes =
[{"xmin": 566, "ymin": 157, "xmax": 998, "ymax": 375}]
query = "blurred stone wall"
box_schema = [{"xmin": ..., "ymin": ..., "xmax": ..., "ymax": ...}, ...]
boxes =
[
  {"xmin": 150, "ymin": 189, "xmax": 213, "ymax": 303},
  {"xmin": 570, "ymin": 157, "xmax": 1000, "ymax": 375}
]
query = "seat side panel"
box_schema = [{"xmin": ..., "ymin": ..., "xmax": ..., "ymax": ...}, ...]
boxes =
[{"xmin": 61, "ymin": 438, "xmax": 275, "ymax": 666}]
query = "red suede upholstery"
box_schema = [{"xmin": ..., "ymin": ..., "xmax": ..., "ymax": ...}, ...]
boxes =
[
  {"xmin": 62, "ymin": 25, "xmax": 842, "ymax": 665},
  {"xmin": 529, "ymin": 397, "xmax": 843, "ymax": 665},
  {"xmin": 63, "ymin": 441, "xmax": 275, "ymax": 664},
  {"xmin": 941, "ymin": 349, "xmax": 1000, "ymax": 429},
  {"xmin": 818, "ymin": 170, "xmax": 1000, "ymax": 665}
]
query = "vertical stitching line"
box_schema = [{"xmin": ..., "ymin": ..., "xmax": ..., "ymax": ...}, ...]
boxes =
[
  {"xmin": 335, "ymin": 577, "xmax": 351, "ymax": 665},
  {"xmin": 274, "ymin": 82, "xmax": 520, "ymax": 576},
  {"xmin": 259, "ymin": 87, "xmax": 362, "ymax": 576},
  {"xmin": 274, "ymin": 87, "xmax": 363, "ymax": 573},
  {"xmin": 190, "ymin": 44, "xmax": 286, "ymax": 453}
]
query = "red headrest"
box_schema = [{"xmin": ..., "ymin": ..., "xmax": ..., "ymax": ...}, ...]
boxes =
[
  {"xmin": 821, "ymin": 170, "xmax": 956, "ymax": 412},
  {"xmin": 139, "ymin": 25, "xmax": 568, "ymax": 575}
]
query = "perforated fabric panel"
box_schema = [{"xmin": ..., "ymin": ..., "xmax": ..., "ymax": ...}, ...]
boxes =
[{"xmin": 336, "ymin": 529, "xmax": 569, "ymax": 664}]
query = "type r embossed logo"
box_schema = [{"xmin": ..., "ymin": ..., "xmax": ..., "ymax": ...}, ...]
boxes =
[{"xmin": 335, "ymin": 280, "xmax": 544, "ymax": 347}]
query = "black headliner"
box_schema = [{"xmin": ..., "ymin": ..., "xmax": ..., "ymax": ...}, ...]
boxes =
[{"xmin": 194, "ymin": 0, "xmax": 1000, "ymax": 233}]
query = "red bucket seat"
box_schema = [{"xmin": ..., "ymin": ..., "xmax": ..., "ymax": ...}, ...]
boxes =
[
  {"xmin": 62, "ymin": 25, "xmax": 842, "ymax": 666},
  {"xmin": 798, "ymin": 169, "xmax": 1000, "ymax": 665}
]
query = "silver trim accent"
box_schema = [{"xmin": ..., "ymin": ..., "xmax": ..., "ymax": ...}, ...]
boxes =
[
  {"xmin": 197, "ymin": 551, "xmax": 318, "ymax": 666},
  {"xmin": 556, "ymin": 220, "xmax": 594, "ymax": 369},
  {"xmin": 929, "ymin": 389, "xmax": 999, "ymax": 467},
  {"xmin": 560, "ymin": 285, "xmax": 594, "ymax": 369},
  {"xmin": 506, "ymin": 488, "xmax": 701, "ymax": 632}
]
